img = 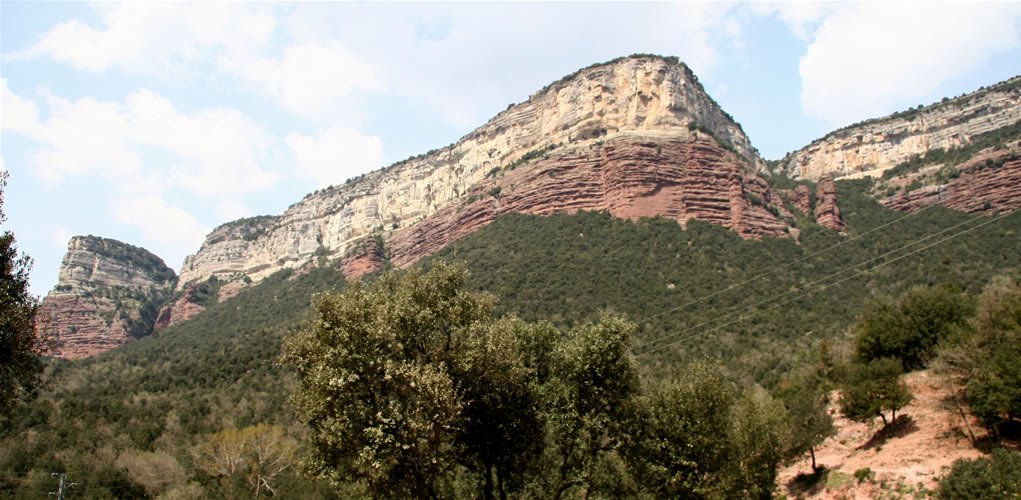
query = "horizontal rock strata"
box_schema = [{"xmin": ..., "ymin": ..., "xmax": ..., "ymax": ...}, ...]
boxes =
[
  {"xmin": 782, "ymin": 78, "xmax": 1021, "ymax": 180},
  {"xmin": 176, "ymin": 56, "xmax": 763, "ymax": 291},
  {"xmin": 389, "ymin": 134, "xmax": 792, "ymax": 268},
  {"xmin": 37, "ymin": 236, "xmax": 176, "ymax": 358}
]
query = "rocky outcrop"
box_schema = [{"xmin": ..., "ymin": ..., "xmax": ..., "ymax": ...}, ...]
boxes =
[
  {"xmin": 389, "ymin": 133, "xmax": 792, "ymax": 268},
  {"xmin": 881, "ymin": 149, "xmax": 1021, "ymax": 214},
  {"xmin": 813, "ymin": 179, "xmax": 847, "ymax": 231},
  {"xmin": 36, "ymin": 236, "xmax": 176, "ymax": 359},
  {"xmin": 781, "ymin": 77, "xmax": 1021, "ymax": 180},
  {"xmin": 154, "ymin": 292, "xmax": 206, "ymax": 331},
  {"xmin": 340, "ymin": 237, "xmax": 386, "ymax": 278},
  {"xmin": 784, "ymin": 185, "xmax": 813, "ymax": 216},
  {"xmin": 176, "ymin": 55, "xmax": 765, "ymax": 291}
]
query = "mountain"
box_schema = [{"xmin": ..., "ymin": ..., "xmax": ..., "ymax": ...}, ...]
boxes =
[
  {"xmin": 166, "ymin": 55, "xmax": 802, "ymax": 326},
  {"xmin": 779, "ymin": 76, "xmax": 1021, "ymax": 181},
  {"xmin": 36, "ymin": 236, "xmax": 176, "ymax": 358},
  {"xmin": 35, "ymin": 55, "xmax": 1021, "ymax": 355}
]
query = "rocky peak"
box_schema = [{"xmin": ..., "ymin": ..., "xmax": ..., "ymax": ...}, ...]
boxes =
[
  {"xmin": 174, "ymin": 55, "xmax": 769, "ymax": 294},
  {"xmin": 37, "ymin": 236, "xmax": 177, "ymax": 359}
]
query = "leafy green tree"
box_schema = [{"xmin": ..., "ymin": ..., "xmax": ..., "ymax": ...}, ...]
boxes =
[
  {"xmin": 624, "ymin": 362, "xmax": 737, "ymax": 498},
  {"xmin": 840, "ymin": 357, "xmax": 913, "ymax": 426},
  {"xmin": 726, "ymin": 387, "xmax": 789, "ymax": 499},
  {"xmin": 542, "ymin": 314, "xmax": 641, "ymax": 499},
  {"xmin": 0, "ymin": 172, "xmax": 45, "ymax": 415},
  {"xmin": 282, "ymin": 263, "xmax": 491, "ymax": 497},
  {"xmin": 452, "ymin": 317, "xmax": 545, "ymax": 499},
  {"xmin": 855, "ymin": 285, "xmax": 973, "ymax": 370},
  {"xmin": 939, "ymin": 275, "xmax": 1021, "ymax": 434},
  {"xmin": 779, "ymin": 377, "xmax": 835, "ymax": 471},
  {"xmin": 939, "ymin": 448, "xmax": 1021, "ymax": 499}
]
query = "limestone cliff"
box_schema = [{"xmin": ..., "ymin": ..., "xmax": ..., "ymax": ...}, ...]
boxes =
[
  {"xmin": 389, "ymin": 132, "xmax": 793, "ymax": 268},
  {"xmin": 780, "ymin": 77, "xmax": 1021, "ymax": 181},
  {"xmin": 36, "ymin": 236, "xmax": 177, "ymax": 359},
  {"xmin": 176, "ymin": 55, "xmax": 771, "ymax": 292}
]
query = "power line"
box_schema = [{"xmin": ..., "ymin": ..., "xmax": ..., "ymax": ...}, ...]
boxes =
[
  {"xmin": 633, "ymin": 209, "xmax": 1016, "ymax": 357},
  {"xmin": 637, "ymin": 203, "xmax": 942, "ymax": 326},
  {"xmin": 634, "ymin": 212, "xmax": 979, "ymax": 352}
]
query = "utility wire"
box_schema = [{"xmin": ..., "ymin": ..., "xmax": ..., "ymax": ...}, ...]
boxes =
[
  {"xmin": 633, "ymin": 209, "xmax": 1015, "ymax": 357},
  {"xmin": 634, "ymin": 212, "xmax": 978, "ymax": 351},
  {"xmin": 637, "ymin": 202, "xmax": 941, "ymax": 326}
]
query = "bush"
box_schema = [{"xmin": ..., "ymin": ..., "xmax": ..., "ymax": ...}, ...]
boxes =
[
  {"xmin": 855, "ymin": 285, "xmax": 973, "ymax": 370},
  {"xmin": 939, "ymin": 448, "xmax": 1021, "ymax": 499}
]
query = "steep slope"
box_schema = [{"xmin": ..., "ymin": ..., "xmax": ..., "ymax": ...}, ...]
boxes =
[
  {"xmin": 780, "ymin": 76, "xmax": 1021, "ymax": 181},
  {"xmin": 172, "ymin": 55, "xmax": 796, "ymax": 320},
  {"xmin": 36, "ymin": 236, "xmax": 176, "ymax": 358}
]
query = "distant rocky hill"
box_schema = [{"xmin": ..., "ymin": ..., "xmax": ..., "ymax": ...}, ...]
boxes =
[
  {"xmin": 37, "ymin": 236, "xmax": 176, "ymax": 358},
  {"xmin": 40, "ymin": 55, "xmax": 1021, "ymax": 352},
  {"xmin": 168, "ymin": 55, "xmax": 807, "ymax": 325},
  {"xmin": 780, "ymin": 77, "xmax": 1021, "ymax": 181}
]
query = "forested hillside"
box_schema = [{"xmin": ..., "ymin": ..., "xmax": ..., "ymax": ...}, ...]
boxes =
[{"xmin": 1, "ymin": 178, "xmax": 1019, "ymax": 497}]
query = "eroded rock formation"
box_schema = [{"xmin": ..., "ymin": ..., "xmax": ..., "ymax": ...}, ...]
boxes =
[
  {"xmin": 881, "ymin": 150, "xmax": 1021, "ymax": 214},
  {"xmin": 176, "ymin": 55, "xmax": 767, "ymax": 291},
  {"xmin": 781, "ymin": 78, "xmax": 1021, "ymax": 180},
  {"xmin": 36, "ymin": 236, "xmax": 176, "ymax": 358},
  {"xmin": 389, "ymin": 133, "xmax": 793, "ymax": 268}
]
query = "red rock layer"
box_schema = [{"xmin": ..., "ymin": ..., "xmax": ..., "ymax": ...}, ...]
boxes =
[
  {"xmin": 389, "ymin": 135, "xmax": 792, "ymax": 268},
  {"xmin": 154, "ymin": 292, "xmax": 206, "ymax": 331},
  {"xmin": 814, "ymin": 178, "xmax": 847, "ymax": 231},
  {"xmin": 883, "ymin": 155, "xmax": 1021, "ymax": 215},
  {"xmin": 36, "ymin": 295, "xmax": 131, "ymax": 359},
  {"xmin": 340, "ymin": 237, "xmax": 386, "ymax": 278},
  {"xmin": 784, "ymin": 185, "xmax": 813, "ymax": 216}
]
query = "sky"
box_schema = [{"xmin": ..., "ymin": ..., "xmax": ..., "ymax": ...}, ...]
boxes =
[{"xmin": 2, "ymin": 2, "xmax": 1020, "ymax": 297}]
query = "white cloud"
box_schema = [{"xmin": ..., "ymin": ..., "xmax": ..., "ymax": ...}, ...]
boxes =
[
  {"xmin": 793, "ymin": 3, "xmax": 1021, "ymax": 126},
  {"xmin": 3, "ymin": 84, "xmax": 275, "ymax": 197},
  {"xmin": 220, "ymin": 41, "xmax": 382, "ymax": 123},
  {"xmin": 2, "ymin": 83, "xmax": 277, "ymax": 258},
  {"xmin": 9, "ymin": 3, "xmax": 276, "ymax": 75},
  {"xmin": 286, "ymin": 128, "xmax": 383, "ymax": 187},
  {"xmin": 283, "ymin": 3, "xmax": 739, "ymax": 128},
  {"xmin": 1, "ymin": 78, "xmax": 44, "ymax": 138},
  {"xmin": 110, "ymin": 195, "xmax": 209, "ymax": 265}
]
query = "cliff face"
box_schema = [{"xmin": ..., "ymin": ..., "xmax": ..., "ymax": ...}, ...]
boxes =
[
  {"xmin": 176, "ymin": 56, "xmax": 766, "ymax": 291},
  {"xmin": 389, "ymin": 132, "xmax": 792, "ymax": 268},
  {"xmin": 880, "ymin": 147, "xmax": 1021, "ymax": 215},
  {"xmin": 781, "ymin": 78, "xmax": 1021, "ymax": 181},
  {"xmin": 36, "ymin": 236, "xmax": 177, "ymax": 359}
]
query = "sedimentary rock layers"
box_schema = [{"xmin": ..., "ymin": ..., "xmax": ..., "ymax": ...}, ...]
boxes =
[{"xmin": 37, "ymin": 236, "xmax": 176, "ymax": 358}]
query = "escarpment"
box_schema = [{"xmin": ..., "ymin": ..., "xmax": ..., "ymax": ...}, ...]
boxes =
[
  {"xmin": 176, "ymin": 55, "xmax": 768, "ymax": 291},
  {"xmin": 781, "ymin": 77, "xmax": 1021, "ymax": 181},
  {"xmin": 389, "ymin": 133, "xmax": 793, "ymax": 268},
  {"xmin": 36, "ymin": 236, "xmax": 176, "ymax": 359},
  {"xmin": 880, "ymin": 148, "xmax": 1021, "ymax": 215}
]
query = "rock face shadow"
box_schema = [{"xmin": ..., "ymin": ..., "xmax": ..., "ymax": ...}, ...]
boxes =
[{"xmin": 860, "ymin": 415, "xmax": 918, "ymax": 450}]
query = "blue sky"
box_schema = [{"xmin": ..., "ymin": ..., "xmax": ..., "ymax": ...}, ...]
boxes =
[{"xmin": 2, "ymin": 2, "xmax": 1020, "ymax": 297}]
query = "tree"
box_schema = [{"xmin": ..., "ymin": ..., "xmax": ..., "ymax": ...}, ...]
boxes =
[
  {"xmin": 840, "ymin": 357, "xmax": 913, "ymax": 426},
  {"xmin": 194, "ymin": 424, "xmax": 299, "ymax": 497},
  {"xmin": 779, "ymin": 377, "xmax": 835, "ymax": 471},
  {"xmin": 542, "ymin": 314, "xmax": 641, "ymax": 499},
  {"xmin": 855, "ymin": 285, "xmax": 973, "ymax": 370},
  {"xmin": 938, "ymin": 275, "xmax": 1021, "ymax": 435},
  {"xmin": 282, "ymin": 263, "xmax": 546, "ymax": 499},
  {"xmin": 0, "ymin": 171, "xmax": 46, "ymax": 415},
  {"xmin": 625, "ymin": 362, "xmax": 735, "ymax": 498},
  {"xmin": 939, "ymin": 448, "xmax": 1021, "ymax": 499}
]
